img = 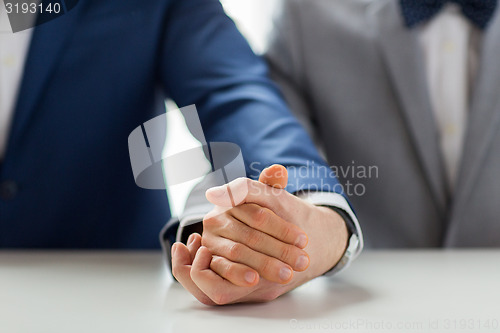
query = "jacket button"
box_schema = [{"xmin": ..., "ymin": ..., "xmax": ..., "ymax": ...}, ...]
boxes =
[{"xmin": 0, "ymin": 180, "xmax": 19, "ymax": 200}]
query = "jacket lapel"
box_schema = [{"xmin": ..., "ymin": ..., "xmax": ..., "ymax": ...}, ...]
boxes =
[
  {"xmin": 373, "ymin": 0, "xmax": 448, "ymax": 213},
  {"xmin": 447, "ymin": 10, "xmax": 500, "ymax": 236},
  {"xmin": 7, "ymin": 3, "xmax": 84, "ymax": 149}
]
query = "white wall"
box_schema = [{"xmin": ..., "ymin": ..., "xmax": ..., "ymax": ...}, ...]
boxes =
[{"xmin": 220, "ymin": 0, "xmax": 278, "ymax": 54}]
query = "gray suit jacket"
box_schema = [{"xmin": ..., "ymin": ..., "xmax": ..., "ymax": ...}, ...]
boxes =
[{"xmin": 266, "ymin": 0, "xmax": 500, "ymax": 247}]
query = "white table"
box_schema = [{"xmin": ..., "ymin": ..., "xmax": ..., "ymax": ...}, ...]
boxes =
[{"xmin": 1, "ymin": 251, "xmax": 499, "ymax": 333}]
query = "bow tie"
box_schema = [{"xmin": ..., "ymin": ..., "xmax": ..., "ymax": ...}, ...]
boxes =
[{"xmin": 400, "ymin": 0, "xmax": 498, "ymax": 30}]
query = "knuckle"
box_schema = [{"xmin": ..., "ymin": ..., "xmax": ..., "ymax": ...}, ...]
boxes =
[
  {"xmin": 212, "ymin": 256, "xmax": 236, "ymax": 280},
  {"xmin": 260, "ymin": 257, "xmax": 274, "ymax": 276},
  {"xmin": 280, "ymin": 225, "xmax": 292, "ymax": 242},
  {"xmin": 200, "ymin": 235, "xmax": 210, "ymax": 248},
  {"xmin": 203, "ymin": 215, "xmax": 218, "ymax": 229},
  {"xmin": 251, "ymin": 207, "xmax": 268, "ymax": 228},
  {"xmin": 228, "ymin": 243, "xmax": 244, "ymax": 260},
  {"xmin": 279, "ymin": 245, "xmax": 292, "ymax": 262},
  {"xmin": 223, "ymin": 215, "xmax": 237, "ymax": 230},
  {"xmin": 210, "ymin": 255, "xmax": 223, "ymax": 268},
  {"xmin": 212, "ymin": 290, "xmax": 230, "ymax": 305},
  {"xmin": 224, "ymin": 263, "xmax": 238, "ymax": 281},
  {"xmin": 247, "ymin": 230, "xmax": 263, "ymax": 248},
  {"xmin": 204, "ymin": 212, "xmax": 232, "ymax": 233}
]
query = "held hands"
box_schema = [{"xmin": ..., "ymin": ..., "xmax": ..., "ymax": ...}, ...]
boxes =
[
  {"xmin": 171, "ymin": 165, "xmax": 349, "ymax": 305},
  {"xmin": 202, "ymin": 165, "xmax": 310, "ymax": 286}
]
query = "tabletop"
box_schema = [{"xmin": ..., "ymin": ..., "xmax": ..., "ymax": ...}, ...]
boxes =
[{"xmin": 1, "ymin": 250, "xmax": 499, "ymax": 333}]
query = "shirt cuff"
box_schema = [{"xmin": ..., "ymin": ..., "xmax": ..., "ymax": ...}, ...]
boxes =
[{"xmin": 295, "ymin": 191, "xmax": 364, "ymax": 276}]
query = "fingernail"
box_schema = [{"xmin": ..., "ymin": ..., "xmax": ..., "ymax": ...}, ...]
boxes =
[
  {"xmin": 295, "ymin": 255, "xmax": 309, "ymax": 270},
  {"xmin": 295, "ymin": 234, "xmax": 308, "ymax": 248},
  {"xmin": 244, "ymin": 271, "xmax": 257, "ymax": 284},
  {"xmin": 279, "ymin": 267, "xmax": 292, "ymax": 281},
  {"xmin": 206, "ymin": 185, "xmax": 226, "ymax": 198},
  {"xmin": 171, "ymin": 244, "xmax": 177, "ymax": 256}
]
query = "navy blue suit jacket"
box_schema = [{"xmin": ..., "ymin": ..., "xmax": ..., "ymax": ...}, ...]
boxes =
[{"xmin": 0, "ymin": 0, "xmax": 343, "ymax": 248}]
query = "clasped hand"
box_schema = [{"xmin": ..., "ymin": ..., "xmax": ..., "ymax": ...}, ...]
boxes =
[{"xmin": 171, "ymin": 165, "xmax": 349, "ymax": 305}]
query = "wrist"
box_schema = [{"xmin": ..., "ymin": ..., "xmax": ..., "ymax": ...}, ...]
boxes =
[{"xmin": 314, "ymin": 207, "xmax": 349, "ymax": 275}]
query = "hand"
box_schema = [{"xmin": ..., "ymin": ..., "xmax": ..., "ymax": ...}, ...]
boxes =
[
  {"xmin": 171, "ymin": 232, "xmax": 297, "ymax": 305},
  {"xmin": 171, "ymin": 165, "xmax": 310, "ymax": 305},
  {"xmin": 201, "ymin": 165, "xmax": 311, "ymax": 285},
  {"xmin": 171, "ymin": 165, "xmax": 349, "ymax": 305}
]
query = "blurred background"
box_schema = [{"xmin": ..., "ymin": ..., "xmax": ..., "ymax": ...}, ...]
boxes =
[{"xmin": 164, "ymin": 0, "xmax": 278, "ymax": 216}]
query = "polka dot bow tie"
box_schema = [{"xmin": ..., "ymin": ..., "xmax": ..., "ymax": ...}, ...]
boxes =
[{"xmin": 400, "ymin": 0, "xmax": 498, "ymax": 30}]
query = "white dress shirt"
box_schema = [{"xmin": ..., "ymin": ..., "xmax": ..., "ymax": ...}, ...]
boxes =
[
  {"xmin": 418, "ymin": 3, "xmax": 481, "ymax": 191},
  {"xmin": 0, "ymin": 4, "xmax": 33, "ymax": 159}
]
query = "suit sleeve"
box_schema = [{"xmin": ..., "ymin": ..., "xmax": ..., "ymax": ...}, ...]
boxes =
[{"xmin": 159, "ymin": 0, "xmax": 340, "ymax": 193}]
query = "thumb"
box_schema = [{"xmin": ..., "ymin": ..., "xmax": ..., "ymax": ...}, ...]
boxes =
[
  {"xmin": 205, "ymin": 164, "xmax": 289, "ymax": 208},
  {"xmin": 258, "ymin": 164, "xmax": 288, "ymax": 189}
]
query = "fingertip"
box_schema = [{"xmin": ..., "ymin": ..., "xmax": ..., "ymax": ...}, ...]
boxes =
[
  {"xmin": 271, "ymin": 164, "xmax": 288, "ymax": 176},
  {"xmin": 171, "ymin": 242, "xmax": 191, "ymax": 264},
  {"xmin": 279, "ymin": 266, "xmax": 294, "ymax": 284},
  {"xmin": 206, "ymin": 185, "xmax": 233, "ymax": 207},
  {"xmin": 206, "ymin": 185, "xmax": 226, "ymax": 198},
  {"xmin": 171, "ymin": 242, "xmax": 184, "ymax": 256},
  {"xmin": 194, "ymin": 246, "xmax": 212, "ymax": 265},
  {"xmin": 294, "ymin": 254, "xmax": 310, "ymax": 272},
  {"xmin": 244, "ymin": 270, "xmax": 259, "ymax": 286},
  {"xmin": 258, "ymin": 164, "xmax": 288, "ymax": 189},
  {"xmin": 295, "ymin": 233, "xmax": 309, "ymax": 249},
  {"xmin": 187, "ymin": 233, "xmax": 201, "ymax": 245}
]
